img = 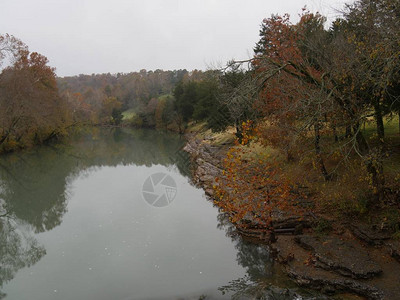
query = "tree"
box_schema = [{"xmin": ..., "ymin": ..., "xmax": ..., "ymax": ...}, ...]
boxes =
[
  {"xmin": 155, "ymin": 97, "xmax": 167, "ymax": 129},
  {"xmin": 173, "ymin": 80, "xmax": 199, "ymax": 122},
  {"xmin": 230, "ymin": 5, "xmax": 400, "ymax": 201},
  {"xmin": 0, "ymin": 34, "xmax": 26, "ymax": 67},
  {"xmin": 100, "ymin": 96, "xmax": 122, "ymax": 123},
  {"xmin": 111, "ymin": 108, "xmax": 123, "ymax": 125},
  {"xmin": 192, "ymin": 78, "xmax": 219, "ymax": 121},
  {"xmin": 0, "ymin": 48, "xmax": 67, "ymax": 150},
  {"xmin": 222, "ymin": 67, "xmax": 259, "ymax": 140},
  {"xmin": 341, "ymin": 0, "xmax": 400, "ymax": 142},
  {"xmin": 161, "ymin": 96, "xmax": 175, "ymax": 129},
  {"xmin": 214, "ymin": 123, "xmax": 303, "ymax": 231}
]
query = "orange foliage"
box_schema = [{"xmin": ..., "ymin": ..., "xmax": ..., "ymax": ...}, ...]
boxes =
[{"xmin": 213, "ymin": 121, "xmax": 305, "ymax": 230}]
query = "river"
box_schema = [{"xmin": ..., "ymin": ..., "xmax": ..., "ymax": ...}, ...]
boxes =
[{"xmin": 0, "ymin": 128, "xmax": 324, "ymax": 300}]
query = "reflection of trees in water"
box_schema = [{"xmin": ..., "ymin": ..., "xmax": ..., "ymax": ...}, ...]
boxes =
[
  {"xmin": 0, "ymin": 216, "xmax": 46, "ymax": 299},
  {"xmin": 0, "ymin": 156, "xmax": 69, "ymax": 233},
  {"xmin": 216, "ymin": 212, "xmax": 275, "ymax": 279},
  {"xmin": 0, "ymin": 128, "xmax": 189, "ymax": 233},
  {"xmin": 0, "ymin": 127, "xmax": 191, "ymax": 296},
  {"xmin": 216, "ymin": 212, "xmax": 328, "ymax": 300},
  {"xmin": 65, "ymin": 127, "xmax": 190, "ymax": 175}
]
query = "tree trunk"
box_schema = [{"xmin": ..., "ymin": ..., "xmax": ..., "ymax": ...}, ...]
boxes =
[
  {"xmin": 371, "ymin": 101, "xmax": 385, "ymax": 200},
  {"xmin": 314, "ymin": 121, "xmax": 330, "ymax": 181},
  {"xmin": 366, "ymin": 157, "xmax": 385, "ymax": 202},
  {"xmin": 286, "ymin": 149, "xmax": 294, "ymax": 162},
  {"xmin": 345, "ymin": 125, "xmax": 352, "ymax": 138},
  {"xmin": 373, "ymin": 101, "xmax": 385, "ymax": 143},
  {"xmin": 353, "ymin": 123, "xmax": 369, "ymax": 155},
  {"xmin": 0, "ymin": 117, "xmax": 21, "ymax": 146},
  {"xmin": 0, "ymin": 132, "xmax": 9, "ymax": 146},
  {"xmin": 332, "ymin": 123, "xmax": 338, "ymax": 142},
  {"xmin": 353, "ymin": 123, "xmax": 385, "ymax": 201},
  {"xmin": 235, "ymin": 121, "xmax": 243, "ymax": 144},
  {"xmin": 372, "ymin": 101, "xmax": 385, "ymax": 198}
]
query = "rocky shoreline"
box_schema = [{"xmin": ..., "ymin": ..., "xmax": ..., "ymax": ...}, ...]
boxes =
[{"xmin": 183, "ymin": 134, "xmax": 400, "ymax": 300}]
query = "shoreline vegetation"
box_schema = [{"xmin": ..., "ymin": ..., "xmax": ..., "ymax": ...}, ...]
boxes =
[
  {"xmin": 183, "ymin": 122, "xmax": 400, "ymax": 299},
  {"xmin": 1, "ymin": 0, "xmax": 400, "ymax": 299}
]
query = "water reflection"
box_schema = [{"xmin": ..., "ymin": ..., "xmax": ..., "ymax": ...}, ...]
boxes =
[
  {"xmin": 0, "ymin": 215, "xmax": 46, "ymax": 300},
  {"xmin": 216, "ymin": 212, "xmax": 329, "ymax": 300},
  {"xmin": 0, "ymin": 128, "xmax": 189, "ymax": 297},
  {"xmin": 0, "ymin": 128, "xmax": 325, "ymax": 299},
  {"xmin": 0, "ymin": 128, "xmax": 189, "ymax": 231}
]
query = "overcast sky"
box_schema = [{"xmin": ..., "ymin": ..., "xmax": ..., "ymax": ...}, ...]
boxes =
[{"xmin": 0, "ymin": 0, "xmax": 351, "ymax": 77}]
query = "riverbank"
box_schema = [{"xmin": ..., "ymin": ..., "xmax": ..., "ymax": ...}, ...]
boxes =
[{"xmin": 183, "ymin": 126, "xmax": 400, "ymax": 300}]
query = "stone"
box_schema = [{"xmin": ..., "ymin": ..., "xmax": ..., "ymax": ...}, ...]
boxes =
[
  {"xmin": 199, "ymin": 175, "xmax": 214, "ymax": 183},
  {"xmin": 287, "ymin": 266, "xmax": 384, "ymax": 300},
  {"xmin": 295, "ymin": 235, "xmax": 382, "ymax": 279},
  {"xmin": 205, "ymin": 189, "xmax": 214, "ymax": 196},
  {"xmin": 387, "ymin": 241, "xmax": 400, "ymax": 263},
  {"xmin": 350, "ymin": 223, "xmax": 392, "ymax": 246}
]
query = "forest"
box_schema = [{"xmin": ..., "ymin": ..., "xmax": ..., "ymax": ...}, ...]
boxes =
[{"xmin": 0, "ymin": 0, "xmax": 399, "ymax": 230}]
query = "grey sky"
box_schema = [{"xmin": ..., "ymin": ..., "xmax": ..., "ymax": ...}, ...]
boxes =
[{"xmin": 0, "ymin": 0, "xmax": 350, "ymax": 77}]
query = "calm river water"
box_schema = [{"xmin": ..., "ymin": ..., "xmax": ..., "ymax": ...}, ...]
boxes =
[{"xmin": 0, "ymin": 128, "xmax": 324, "ymax": 300}]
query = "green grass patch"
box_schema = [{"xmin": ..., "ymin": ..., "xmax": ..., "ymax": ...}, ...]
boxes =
[
  {"xmin": 158, "ymin": 94, "xmax": 173, "ymax": 101},
  {"xmin": 363, "ymin": 115, "xmax": 399, "ymax": 139},
  {"xmin": 187, "ymin": 121, "xmax": 208, "ymax": 134},
  {"xmin": 210, "ymin": 130, "xmax": 236, "ymax": 146},
  {"xmin": 122, "ymin": 109, "xmax": 136, "ymax": 121}
]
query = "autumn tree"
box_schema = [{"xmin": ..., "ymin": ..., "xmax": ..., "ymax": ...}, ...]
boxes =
[
  {"xmin": 0, "ymin": 41, "xmax": 68, "ymax": 151},
  {"xmin": 57, "ymin": 69, "xmax": 189, "ymax": 122},
  {"xmin": 214, "ymin": 3, "xmax": 400, "ymax": 209},
  {"xmin": 341, "ymin": 0, "xmax": 400, "ymax": 141},
  {"xmin": 155, "ymin": 97, "xmax": 167, "ymax": 129},
  {"xmin": 250, "ymin": 8, "xmax": 395, "ymax": 197},
  {"xmin": 63, "ymin": 92, "xmax": 95, "ymax": 123},
  {"xmin": 214, "ymin": 121, "xmax": 304, "ymax": 232},
  {"xmin": 0, "ymin": 34, "xmax": 26, "ymax": 67},
  {"xmin": 154, "ymin": 95, "xmax": 175, "ymax": 129},
  {"xmin": 100, "ymin": 96, "xmax": 122, "ymax": 124}
]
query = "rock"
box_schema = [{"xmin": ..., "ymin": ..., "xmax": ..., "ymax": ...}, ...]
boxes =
[
  {"xmin": 386, "ymin": 241, "xmax": 400, "ymax": 263},
  {"xmin": 350, "ymin": 223, "xmax": 392, "ymax": 245},
  {"xmin": 271, "ymin": 235, "xmax": 387, "ymax": 299},
  {"xmin": 196, "ymin": 166, "xmax": 205, "ymax": 176},
  {"xmin": 321, "ymin": 285, "xmax": 336, "ymax": 295},
  {"xmin": 294, "ymin": 224, "xmax": 304, "ymax": 235},
  {"xmin": 286, "ymin": 266, "xmax": 384, "ymax": 300},
  {"xmin": 199, "ymin": 174, "xmax": 214, "ymax": 183},
  {"xmin": 236, "ymin": 226, "xmax": 276, "ymax": 242},
  {"xmin": 295, "ymin": 235, "xmax": 382, "ymax": 279},
  {"xmin": 183, "ymin": 135, "xmax": 225, "ymax": 201},
  {"xmin": 272, "ymin": 214, "xmax": 311, "ymax": 230},
  {"xmin": 205, "ymin": 189, "xmax": 214, "ymax": 196}
]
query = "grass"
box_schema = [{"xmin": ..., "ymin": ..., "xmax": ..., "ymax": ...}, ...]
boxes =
[
  {"xmin": 158, "ymin": 94, "xmax": 173, "ymax": 101},
  {"xmin": 364, "ymin": 116, "xmax": 400, "ymax": 177},
  {"xmin": 210, "ymin": 129, "xmax": 237, "ymax": 146},
  {"xmin": 121, "ymin": 94, "xmax": 174, "ymax": 122},
  {"xmin": 187, "ymin": 122, "xmax": 237, "ymax": 146},
  {"xmin": 122, "ymin": 108, "xmax": 136, "ymax": 121},
  {"xmin": 362, "ymin": 115, "xmax": 399, "ymax": 138},
  {"xmin": 187, "ymin": 121, "xmax": 208, "ymax": 134}
]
